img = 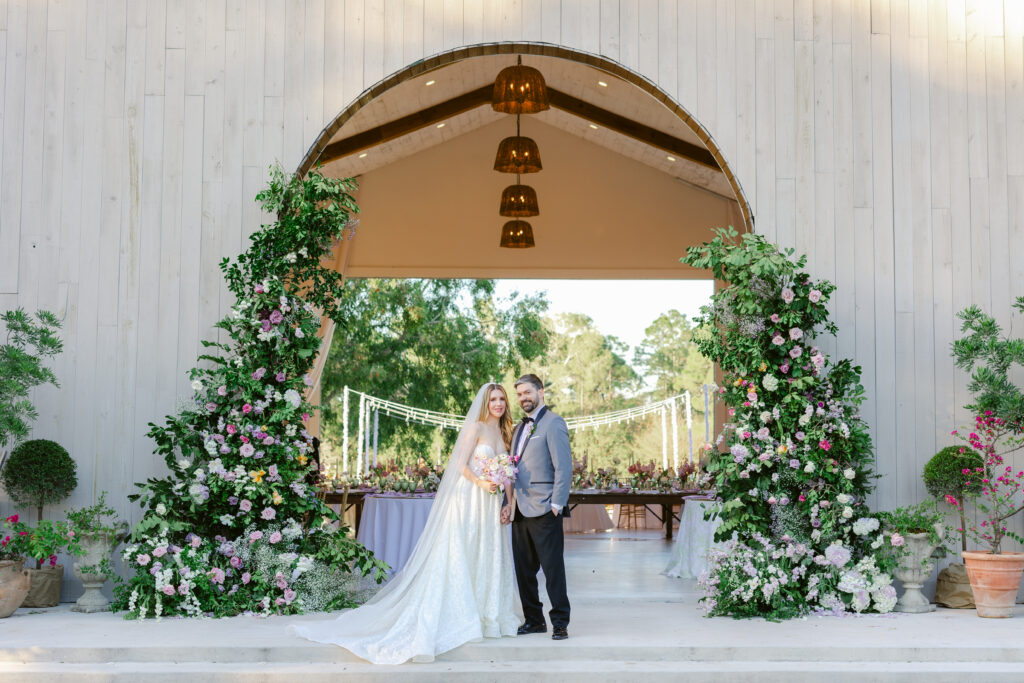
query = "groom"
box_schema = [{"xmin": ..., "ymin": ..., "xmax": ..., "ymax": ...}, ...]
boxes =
[{"xmin": 501, "ymin": 374, "xmax": 572, "ymax": 641}]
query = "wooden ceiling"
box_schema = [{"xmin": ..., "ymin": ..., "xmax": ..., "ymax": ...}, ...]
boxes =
[{"xmin": 315, "ymin": 54, "xmax": 735, "ymax": 200}]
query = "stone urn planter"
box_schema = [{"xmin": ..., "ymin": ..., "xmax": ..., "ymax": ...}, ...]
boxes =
[
  {"xmin": 0, "ymin": 559, "xmax": 31, "ymax": 618},
  {"xmin": 962, "ymin": 551, "xmax": 1024, "ymax": 618},
  {"xmin": 72, "ymin": 532, "xmax": 116, "ymax": 613},
  {"xmin": 893, "ymin": 528, "xmax": 942, "ymax": 613},
  {"xmin": 22, "ymin": 564, "xmax": 64, "ymax": 608}
]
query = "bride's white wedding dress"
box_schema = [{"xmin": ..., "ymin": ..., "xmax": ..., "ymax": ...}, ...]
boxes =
[{"xmin": 290, "ymin": 442, "xmax": 522, "ymax": 664}]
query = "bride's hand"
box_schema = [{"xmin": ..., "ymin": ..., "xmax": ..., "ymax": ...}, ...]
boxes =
[{"xmin": 476, "ymin": 478, "xmax": 498, "ymax": 493}]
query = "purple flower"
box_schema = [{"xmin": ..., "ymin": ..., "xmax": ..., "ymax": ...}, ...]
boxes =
[
  {"xmin": 217, "ymin": 385, "xmax": 227, "ymax": 396},
  {"xmin": 230, "ymin": 556, "xmax": 243, "ymax": 569},
  {"xmin": 789, "ymin": 459, "xmax": 800, "ymax": 469},
  {"xmin": 261, "ymin": 319, "xmax": 272, "ymax": 332},
  {"xmin": 241, "ymin": 572, "xmax": 251, "ymax": 584},
  {"xmin": 240, "ymin": 443, "xmax": 255, "ymax": 458},
  {"xmin": 228, "ymin": 496, "xmax": 239, "ymax": 506},
  {"xmin": 789, "ymin": 346, "xmax": 803, "ymax": 359},
  {"xmin": 206, "ymin": 402, "xmax": 218, "ymax": 412},
  {"xmin": 190, "ymin": 535, "xmax": 202, "ymax": 549},
  {"xmin": 275, "ymin": 572, "xmax": 288, "ymax": 589},
  {"xmin": 275, "ymin": 372, "xmax": 286, "ymax": 383},
  {"xmin": 239, "ymin": 499, "xmax": 252, "ymax": 512},
  {"xmin": 795, "ymin": 431, "xmax": 806, "ymax": 441},
  {"xmin": 780, "ymin": 363, "xmax": 790, "ymax": 374},
  {"xmin": 779, "ymin": 496, "xmax": 790, "ymax": 506},
  {"xmin": 269, "ymin": 310, "xmax": 284, "ymax": 325},
  {"xmin": 262, "ymin": 436, "xmax": 275, "ymax": 446},
  {"xmin": 252, "ymin": 367, "xmax": 266, "ymax": 380},
  {"xmin": 261, "ymin": 507, "xmax": 277, "ymax": 521}
]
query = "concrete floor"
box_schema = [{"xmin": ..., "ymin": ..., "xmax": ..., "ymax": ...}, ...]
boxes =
[{"xmin": 2, "ymin": 529, "xmax": 1024, "ymax": 681}]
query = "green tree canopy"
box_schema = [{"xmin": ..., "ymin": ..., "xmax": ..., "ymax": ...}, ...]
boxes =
[{"xmin": 321, "ymin": 279, "xmax": 548, "ymax": 465}]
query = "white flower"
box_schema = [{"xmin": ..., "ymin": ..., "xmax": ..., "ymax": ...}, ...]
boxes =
[
  {"xmin": 811, "ymin": 529, "xmax": 821, "ymax": 542},
  {"xmin": 155, "ymin": 504, "xmax": 167, "ymax": 516},
  {"xmin": 843, "ymin": 468, "xmax": 856, "ymax": 480},
  {"xmin": 298, "ymin": 247, "xmax": 308, "ymax": 258},
  {"xmin": 177, "ymin": 458, "xmax": 192, "ymax": 469},
  {"xmin": 798, "ymin": 415, "xmax": 810, "ymax": 426},
  {"xmin": 842, "ymin": 506, "xmax": 854, "ymax": 519},
  {"xmin": 836, "ymin": 493, "xmax": 851, "ymax": 504},
  {"xmin": 218, "ymin": 514, "xmax": 234, "ymax": 525},
  {"xmin": 852, "ymin": 517, "xmax": 879, "ymax": 536},
  {"xmin": 762, "ymin": 375, "xmax": 779, "ymax": 392},
  {"xmin": 234, "ymin": 357, "xmax": 243, "ymax": 367},
  {"xmin": 295, "ymin": 328, "xmax": 305, "ymax": 339},
  {"xmin": 285, "ymin": 252, "xmax": 297, "ymax": 263},
  {"xmin": 803, "ymin": 462, "xmax": 815, "ymax": 473},
  {"xmin": 759, "ymin": 411, "xmax": 772, "ymax": 423},
  {"xmin": 191, "ymin": 380, "xmax": 204, "ymax": 391},
  {"xmin": 284, "ymin": 389, "xmax": 302, "ymax": 409}
]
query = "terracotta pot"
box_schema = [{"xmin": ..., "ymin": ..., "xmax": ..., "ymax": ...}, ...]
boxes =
[
  {"xmin": 0, "ymin": 559, "xmax": 31, "ymax": 618},
  {"xmin": 962, "ymin": 551, "xmax": 1024, "ymax": 618},
  {"xmin": 22, "ymin": 564, "xmax": 63, "ymax": 608}
]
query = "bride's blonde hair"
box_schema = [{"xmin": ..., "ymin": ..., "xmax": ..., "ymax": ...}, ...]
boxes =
[{"xmin": 478, "ymin": 383, "xmax": 514, "ymax": 450}]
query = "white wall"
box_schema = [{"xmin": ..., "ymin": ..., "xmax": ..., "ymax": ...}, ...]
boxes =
[{"xmin": 1, "ymin": 1, "xmax": 1023, "ymax": 597}]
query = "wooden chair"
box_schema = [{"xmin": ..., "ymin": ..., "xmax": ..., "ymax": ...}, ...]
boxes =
[{"xmin": 621, "ymin": 504, "xmax": 646, "ymax": 529}]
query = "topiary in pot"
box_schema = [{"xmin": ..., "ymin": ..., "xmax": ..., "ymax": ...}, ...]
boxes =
[
  {"xmin": 923, "ymin": 445, "xmax": 984, "ymax": 553},
  {"xmin": 1, "ymin": 439, "xmax": 77, "ymax": 526}
]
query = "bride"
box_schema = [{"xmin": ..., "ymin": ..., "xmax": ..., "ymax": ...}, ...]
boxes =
[{"xmin": 290, "ymin": 383, "xmax": 524, "ymax": 663}]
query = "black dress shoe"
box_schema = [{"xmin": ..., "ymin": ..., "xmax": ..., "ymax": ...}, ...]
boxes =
[
  {"xmin": 517, "ymin": 623, "xmax": 547, "ymax": 635},
  {"xmin": 552, "ymin": 626, "xmax": 568, "ymax": 640}
]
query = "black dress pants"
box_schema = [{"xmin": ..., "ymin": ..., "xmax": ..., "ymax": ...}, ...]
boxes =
[{"xmin": 511, "ymin": 509, "xmax": 570, "ymax": 629}]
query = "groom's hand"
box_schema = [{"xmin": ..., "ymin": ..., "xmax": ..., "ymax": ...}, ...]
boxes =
[{"xmin": 500, "ymin": 505, "xmax": 512, "ymax": 525}]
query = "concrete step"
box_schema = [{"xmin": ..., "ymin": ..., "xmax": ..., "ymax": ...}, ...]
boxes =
[
  {"xmin": 2, "ymin": 660, "xmax": 1023, "ymax": 682},
  {"xmin": 3, "ymin": 642, "xmax": 1024, "ymax": 665}
]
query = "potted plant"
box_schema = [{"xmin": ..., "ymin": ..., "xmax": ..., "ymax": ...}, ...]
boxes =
[
  {"xmin": 0, "ymin": 513, "xmax": 81, "ymax": 609},
  {"xmin": 945, "ymin": 414, "xmax": 1024, "ymax": 617},
  {"xmin": 65, "ymin": 492, "xmax": 128, "ymax": 613},
  {"xmin": 878, "ymin": 502, "xmax": 945, "ymax": 613},
  {"xmin": 0, "ymin": 520, "xmax": 32, "ymax": 618},
  {"xmin": 0, "ymin": 438, "xmax": 78, "ymax": 607},
  {"xmin": 923, "ymin": 445, "xmax": 985, "ymax": 608}
]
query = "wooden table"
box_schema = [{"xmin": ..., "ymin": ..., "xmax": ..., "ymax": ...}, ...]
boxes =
[{"xmin": 324, "ymin": 489, "xmax": 702, "ymax": 540}]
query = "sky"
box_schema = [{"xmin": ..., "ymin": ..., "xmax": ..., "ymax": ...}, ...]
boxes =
[{"xmin": 494, "ymin": 279, "xmax": 714, "ymax": 358}]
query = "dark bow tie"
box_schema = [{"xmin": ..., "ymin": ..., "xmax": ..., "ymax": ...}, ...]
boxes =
[{"xmin": 521, "ymin": 416, "xmax": 534, "ymax": 423}]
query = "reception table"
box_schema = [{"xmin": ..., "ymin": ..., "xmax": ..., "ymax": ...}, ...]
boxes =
[
  {"xmin": 353, "ymin": 494, "xmax": 435, "ymax": 574},
  {"xmin": 325, "ymin": 489, "xmax": 700, "ymax": 540}
]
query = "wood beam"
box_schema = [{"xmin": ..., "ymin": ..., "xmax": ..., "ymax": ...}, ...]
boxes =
[{"xmin": 314, "ymin": 86, "xmax": 721, "ymax": 172}]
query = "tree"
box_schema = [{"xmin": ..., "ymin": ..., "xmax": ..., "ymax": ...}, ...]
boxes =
[
  {"xmin": 320, "ymin": 279, "xmax": 547, "ymax": 467},
  {"xmin": 532, "ymin": 313, "xmax": 642, "ymax": 471},
  {"xmin": 0, "ymin": 309, "xmax": 63, "ymax": 450}
]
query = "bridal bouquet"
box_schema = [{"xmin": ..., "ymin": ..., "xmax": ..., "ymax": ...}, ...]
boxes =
[{"xmin": 479, "ymin": 452, "xmax": 517, "ymax": 493}]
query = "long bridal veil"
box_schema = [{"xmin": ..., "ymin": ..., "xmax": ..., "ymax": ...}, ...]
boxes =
[{"xmin": 289, "ymin": 384, "xmax": 496, "ymax": 663}]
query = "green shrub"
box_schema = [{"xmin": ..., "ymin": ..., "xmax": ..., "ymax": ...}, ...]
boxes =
[
  {"xmin": 0, "ymin": 439, "xmax": 77, "ymax": 521},
  {"xmin": 923, "ymin": 445, "xmax": 984, "ymax": 552}
]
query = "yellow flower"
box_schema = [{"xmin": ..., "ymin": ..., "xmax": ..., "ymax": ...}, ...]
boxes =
[
  {"xmin": 777, "ymin": 445, "xmax": 788, "ymax": 455},
  {"xmin": 296, "ymin": 454, "xmax": 308, "ymax": 466},
  {"xmin": 249, "ymin": 469, "xmax": 266, "ymax": 483},
  {"xmin": 733, "ymin": 379, "xmax": 742, "ymax": 386},
  {"xmin": 759, "ymin": 362, "xmax": 767, "ymax": 372},
  {"xmin": 272, "ymin": 490, "xmax": 283, "ymax": 505}
]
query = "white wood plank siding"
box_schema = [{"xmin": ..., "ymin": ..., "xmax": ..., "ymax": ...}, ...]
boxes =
[{"xmin": 1, "ymin": 2, "xmax": 1022, "ymax": 554}]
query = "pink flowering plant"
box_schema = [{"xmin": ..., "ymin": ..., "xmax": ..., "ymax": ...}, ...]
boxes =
[
  {"xmin": 945, "ymin": 413, "xmax": 1024, "ymax": 554},
  {"xmin": 1, "ymin": 513, "xmax": 82, "ymax": 566},
  {"xmin": 683, "ymin": 228, "xmax": 893, "ymax": 618},
  {"xmin": 114, "ymin": 168, "xmax": 386, "ymax": 618}
]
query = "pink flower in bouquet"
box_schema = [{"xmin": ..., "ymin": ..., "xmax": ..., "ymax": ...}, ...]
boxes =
[
  {"xmin": 239, "ymin": 499, "xmax": 252, "ymax": 512},
  {"xmin": 269, "ymin": 310, "xmax": 284, "ymax": 325},
  {"xmin": 275, "ymin": 597, "xmax": 285, "ymax": 606},
  {"xmin": 250, "ymin": 530, "xmax": 263, "ymax": 542},
  {"xmin": 789, "ymin": 346, "xmax": 803, "ymax": 359},
  {"xmin": 275, "ymin": 572, "xmax": 288, "ymax": 589},
  {"xmin": 252, "ymin": 367, "xmax": 266, "ymax": 380},
  {"xmin": 208, "ymin": 567, "xmax": 225, "ymax": 584},
  {"xmin": 261, "ymin": 507, "xmax": 276, "ymax": 520},
  {"xmin": 136, "ymin": 553, "xmax": 151, "ymax": 566},
  {"xmin": 230, "ymin": 556, "xmax": 243, "ymax": 569},
  {"xmin": 819, "ymin": 439, "xmax": 831, "ymax": 451},
  {"xmin": 890, "ymin": 533, "xmax": 905, "ymax": 547},
  {"xmin": 255, "ymin": 284, "xmax": 265, "ymax": 294},
  {"xmin": 808, "ymin": 289, "xmax": 822, "ymax": 303},
  {"xmin": 161, "ymin": 585, "xmax": 176, "ymax": 596},
  {"xmin": 269, "ymin": 531, "xmax": 283, "ymax": 544},
  {"xmin": 178, "ymin": 584, "xmax": 190, "ymax": 595},
  {"xmin": 283, "ymin": 588, "xmax": 297, "ymax": 604},
  {"xmin": 772, "ymin": 334, "xmax": 785, "ymax": 346},
  {"xmin": 241, "ymin": 572, "xmax": 251, "ymax": 584},
  {"xmin": 218, "ymin": 385, "xmax": 228, "ymax": 396},
  {"xmin": 242, "ymin": 403, "xmax": 253, "ymax": 414},
  {"xmin": 263, "ymin": 436, "xmax": 275, "ymax": 446},
  {"xmin": 770, "ymin": 313, "xmax": 781, "ymax": 323},
  {"xmin": 240, "ymin": 443, "xmax": 255, "ymax": 457},
  {"xmin": 152, "ymin": 546, "xmax": 167, "ymax": 558},
  {"xmin": 781, "ymin": 288, "xmax": 795, "ymax": 304},
  {"xmin": 226, "ymin": 424, "xmax": 237, "ymax": 435},
  {"xmin": 190, "ymin": 535, "xmax": 202, "ymax": 549}
]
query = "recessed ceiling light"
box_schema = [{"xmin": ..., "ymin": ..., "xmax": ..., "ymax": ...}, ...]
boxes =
[
  {"xmin": 666, "ymin": 156, "xmax": 676, "ymax": 162},
  {"xmin": 358, "ymin": 152, "xmax": 368, "ymax": 158},
  {"xmin": 589, "ymin": 124, "xmax": 599, "ymax": 130},
  {"xmin": 425, "ymin": 80, "xmax": 436, "ymax": 86},
  {"xmin": 436, "ymin": 122, "xmax": 445, "ymax": 128},
  {"xmin": 598, "ymin": 81, "xmax": 608, "ymax": 87}
]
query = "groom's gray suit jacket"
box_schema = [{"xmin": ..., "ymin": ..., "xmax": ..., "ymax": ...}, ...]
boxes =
[{"xmin": 512, "ymin": 407, "xmax": 572, "ymax": 518}]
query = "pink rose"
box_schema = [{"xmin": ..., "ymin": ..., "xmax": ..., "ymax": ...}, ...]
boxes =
[
  {"xmin": 891, "ymin": 533, "xmax": 905, "ymax": 547},
  {"xmin": 152, "ymin": 546, "xmax": 167, "ymax": 558},
  {"xmin": 226, "ymin": 424, "xmax": 237, "ymax": 435},
  {"xmin": 789, "ymin": 327, "xmax": 803, "ymax": 341},
  {"xmin": 261, "ymin": 507, "xmax": 277, "ymax": 521},
  {"xmin": 781, "ymin": 288, "xmax": 795, "ymax": 304},
  {"xmin": 241, "ymin": 572, "xmax": 251, "ymax": 584},
  {"xmin": 769, "ymin": 313, "xmax": 781, "ymax": 323},
  {"xmin": 269, "ymin": 531, "xmax": 283, "ymax": 544},
  {"xmin": 239, "ymin": 499, "xmax": 252, "ymax": 512},
  {"xmin": 190, "ymin": 535, "xmax": 202, "ymax": 549},
  {"xmin": 772, "ymin": 334, "xmax": 785, "ymax": 346},
  {"xmin": 283, "ymin": 588, "xmax": 297, "ymax": 603},
  {"xmin": 162, "ymin": 584, "xmax": 176, "ymax": 596},
  {"xmin": 136, "ymin": 553, "xmax": 151, "ymax": 566},
  {"xmin": 230, "ymin": 556, "xmax": 243, "ymax": 569},
  {"xmin": 808, "ymin": 289, "xmax": 822, "ymax": 303},
  {"xmin": 789, "ymin": 346, "xmax": 803, "ymax": 359},
  {"xmin": 242, "ymin": 404, "xmax": 252, "ymax": 414},
  {"xmin": 819, "ymin": 439, "xmax": 831, "ymax": 451},
  {"xmin": 262, "ymin": 436, "xmax": 275, "ymax": 446},
  {"xmin": 217, "ymin": 385, "xmax": 227, "ymax": 396},
  {"xmin": 250, "ymin": 530, "xmax": 263, "ymax": 542}
]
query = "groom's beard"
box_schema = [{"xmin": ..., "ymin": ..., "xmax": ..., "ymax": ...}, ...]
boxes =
[{"xmin": 519, "ymin": 399, "xmax": 536, "ymax": 413}]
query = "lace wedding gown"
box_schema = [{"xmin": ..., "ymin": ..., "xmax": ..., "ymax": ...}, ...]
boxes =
[{"xmin": 290, "ymin": 444, "xmax": 523, "ymax": 664}]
